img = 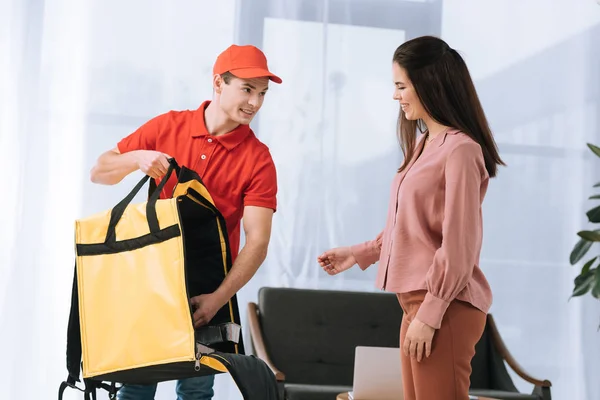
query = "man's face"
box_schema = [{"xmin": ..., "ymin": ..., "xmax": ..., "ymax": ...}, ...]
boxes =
[{"xmin": 215, "ymin": 75, "xmax": 269, "ymax": 125}]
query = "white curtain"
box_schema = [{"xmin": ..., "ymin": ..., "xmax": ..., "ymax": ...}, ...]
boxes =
[{"xmin": 1, "ymin": 0, "xmax": 599, "ymax": 399}]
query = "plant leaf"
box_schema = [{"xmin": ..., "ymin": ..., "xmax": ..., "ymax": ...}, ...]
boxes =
[
  {"xmin": 577, "ymin": 230, "xmax": 600, "ymax": 241},
  {"xmin": 590, "ymin": 194, "xmax": 600, "ymax": 200},
  {"xmin": 595, "ymin": 182, "xmax": 600, "ymax": 188},
  {"xmin": 592, "ymin": 267, "xmax": 600, "ymax": 299},
  {"xmin": 572, "ymin": 269, "xmax": 595, "ymax": 297},
  {"xmin": 587, "ymin": 205, "xmax": 600, "ymax": 223},
  {"xmin": 581, "ymin": 257, "xmax": 597, "ymax": 275},
  {"xmin": 588, "ymin": 143, "xmax": 600, "ymax": 158},
  {"xmin": 570, "ymin": 239, "xmax": 593, "ymax": 264}
]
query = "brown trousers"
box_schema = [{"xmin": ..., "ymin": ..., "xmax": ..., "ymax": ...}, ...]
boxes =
[{"xmin": 397, "ymin": 290, "xmax": 486, "ymax": 400}]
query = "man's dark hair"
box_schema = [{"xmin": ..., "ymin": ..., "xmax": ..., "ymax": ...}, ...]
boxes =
[{"xmin": 221, "ymin": 72, "xmax": 235, "ymax": 84}]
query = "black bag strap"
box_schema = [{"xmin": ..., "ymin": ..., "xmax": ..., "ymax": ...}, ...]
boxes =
[
  {"xmin": 58, "ymin": 376, "xmax": 119, "ymax": 400},
  {"xmin": 147, "ymin": 159, "xmax": 182, "ymax": 200},
  {"xmin": 84, "ymin": 380, "xmax": 97, "ymax": 400},
  {"xmin": 210, "ymin": 352, "xmax": 280, "ymax": 400},
  {"xmin": 57, "ymin": 376, "xmax": 97, "ymax": 400},
  {"xmin": 105, "ymin": 158, "xmax": 180, "ymax": 243},
  {"xmin": 58, "ymin": 376, "xmax": 80, "ymax": 400},
  {"xmin": 66, "ymin": 263, "xmax": 82, "ymax": 382},
  {"xmin": 146, "ymin": 158, "xmax": 180, "ymax": 232}
]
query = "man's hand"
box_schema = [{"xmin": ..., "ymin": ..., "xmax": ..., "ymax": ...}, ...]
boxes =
[
  {"xmin": 403, "ymin": 317, "xmax": 436, "ymax": 362},
  {"xmin": 90, "ymin": 148, "xmax": 173, "ymax": 185},
  {"xmin": 135, "ymin": 150, "xmax": 172, "ymax": 179},
  {"xmin": 190, "ymin": 293, "xmax": 225, "ymax": 328}
]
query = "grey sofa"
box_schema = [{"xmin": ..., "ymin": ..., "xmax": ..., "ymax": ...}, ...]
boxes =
[{"xmin": 247, "ymin": 287, "xmax": 551, "ymax": 400}]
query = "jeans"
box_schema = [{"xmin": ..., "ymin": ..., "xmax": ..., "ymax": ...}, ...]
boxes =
[{"xmin": 117, "ymin": 375, "xmax": 215, "ymax": 400}]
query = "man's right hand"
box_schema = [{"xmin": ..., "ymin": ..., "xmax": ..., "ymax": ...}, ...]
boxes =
[
  {"xmin": 317, "ymin": 247, "xmax": 357, "ymax": 275},
  {"xmin": 135, "ymin": 150, "xmax": 172, "ymax": 179}
]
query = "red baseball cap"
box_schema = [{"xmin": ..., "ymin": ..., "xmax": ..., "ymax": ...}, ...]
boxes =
[{"xmin": 213, "ymin": 44, "xmax": 282, "ymax": 84}]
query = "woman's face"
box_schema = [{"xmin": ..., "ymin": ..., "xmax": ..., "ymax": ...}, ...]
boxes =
[{"xmin": 392, "ymin": 62, "xmax": 427, "ymax": 121}]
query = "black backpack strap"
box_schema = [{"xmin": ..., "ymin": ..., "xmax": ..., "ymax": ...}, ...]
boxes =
[
  {"xmin": 209, "ymin": 352, "xmax": 280, "ymax": 400},
  {"xmin": 109, "ymin": 382, "xmax": 119, "ymax": 399},
  {"xmin": 95, "ymin": 381, "xmax": 120, "ymax": 399},
  {"xmin": 58, "ymin": 376, "xmax": 80, "ymax": 400},
  {"xmin": 83, "ymin": 379, "xmax": 98, "ymax": 400},
  {"xmin": 60, "ymin": 264, "xmax": 92, "ymax": 399},
  {"xmin": 66, "ymin": 262, "xmax": 82, "ymax": 382},
  {"xmin": 58, "ymin": 376, "xmax": 119, "ymax": 400},
  {"xmin": 57, "ymin": 376, "xmax": 91, "ymax": 400}
]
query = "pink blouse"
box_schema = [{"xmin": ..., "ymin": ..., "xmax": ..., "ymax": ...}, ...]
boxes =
[{"xmin": 350, "ymin": 129, "xmax": 493, "ymax": 329}]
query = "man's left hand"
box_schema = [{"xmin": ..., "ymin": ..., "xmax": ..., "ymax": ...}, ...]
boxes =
[{"xmin": 190, "ymin": 293, "xmax": 224, "ymax": 328}]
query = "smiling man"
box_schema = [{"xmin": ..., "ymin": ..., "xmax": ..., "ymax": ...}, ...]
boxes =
[{"xmin": 90, "ymin": 44, "xmax": 282, "ymax": 400}]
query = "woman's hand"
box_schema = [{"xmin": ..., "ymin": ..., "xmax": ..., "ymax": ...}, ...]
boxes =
[
  {"xmin": 317, "ymin": 247, "xmax": 356, "ymax": 275},
  {"xmin": 403, "ymin": 318, "xmax": 435, "ymax": 362}
]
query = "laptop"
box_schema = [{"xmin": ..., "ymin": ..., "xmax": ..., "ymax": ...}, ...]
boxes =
[
  {"xmin": 350, "ymin": 346, "xmax": 482, "ymax": 400},
  {"xmin": 350, "ymin": 346, "xmax": 403, "ymax": 400}
]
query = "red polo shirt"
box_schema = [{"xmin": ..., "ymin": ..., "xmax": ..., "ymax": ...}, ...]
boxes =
[{"xmin": 117, "ymin": 101, "xmax": 277, "ymax": 262}]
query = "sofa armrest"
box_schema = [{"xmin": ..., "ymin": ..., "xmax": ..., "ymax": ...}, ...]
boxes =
[
  {"xmin": 247, "ymin": 302, "xmax": 286, "ymax": 382},
  {"xmin": 487, "ymin": 315, "xmax": 552, "ymax": 389}
]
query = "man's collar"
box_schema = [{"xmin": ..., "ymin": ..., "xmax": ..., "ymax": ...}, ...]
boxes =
[{"xmin": 192, "ymin": 100, "xmax": 251, "ymax": 151}]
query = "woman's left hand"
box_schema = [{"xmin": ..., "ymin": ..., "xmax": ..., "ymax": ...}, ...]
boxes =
[{"xmin": 403, "ymin": 318, "xmax": 436, "ymax": 362}]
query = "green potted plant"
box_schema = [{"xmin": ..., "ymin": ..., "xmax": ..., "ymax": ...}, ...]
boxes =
[{"xmin": 569, "ymin": 143, "xmax": 600, "ymax": 302}]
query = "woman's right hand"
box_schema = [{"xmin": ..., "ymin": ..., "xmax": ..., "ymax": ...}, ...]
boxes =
[{"xmin": 317, "ymin": 247, "xmax": 357, "ymax": 275}]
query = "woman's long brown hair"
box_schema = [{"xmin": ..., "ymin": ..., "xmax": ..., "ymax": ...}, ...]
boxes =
[{"xmin": 394, "ymin": 36, "xmax": 505, "ymax": 177}]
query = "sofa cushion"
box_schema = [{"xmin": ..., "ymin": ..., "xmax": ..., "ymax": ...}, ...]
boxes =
[
  {"xmin": 258, "ymin": 287, "xmax": 402, "ymax": 386},
  {"xmin": 469, "ymin": 389, "xmax": 539, "ymax": 399},
  {"xmin": 285, "ymin": 384, "xmax": 352, "ymax": 400}
]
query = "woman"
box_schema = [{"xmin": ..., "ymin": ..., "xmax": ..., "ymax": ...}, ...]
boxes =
[{"xmin": 317, "ymin": 36, "xmax": 505, "ymax": 400}]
